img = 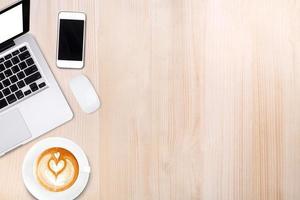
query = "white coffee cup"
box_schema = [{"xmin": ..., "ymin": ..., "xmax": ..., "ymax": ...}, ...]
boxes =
[{"xmin": 22, "ymin": 137, "xmax": 90, "ymax": 200}]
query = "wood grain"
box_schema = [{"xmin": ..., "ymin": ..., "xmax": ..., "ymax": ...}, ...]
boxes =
[{"xmin": 0, "ymin": 0, "xmax": 300, "ymax": 199}]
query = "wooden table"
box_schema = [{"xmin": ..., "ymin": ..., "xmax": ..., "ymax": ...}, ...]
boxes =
[{"xmin": 0, "ymin": 0, "xmax": 300, "ymax": 199}]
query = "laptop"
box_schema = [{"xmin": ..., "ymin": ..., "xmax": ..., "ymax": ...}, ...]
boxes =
[{"xmin": 0, "ymin": 0, "xmax": 73, "ymax": 156}]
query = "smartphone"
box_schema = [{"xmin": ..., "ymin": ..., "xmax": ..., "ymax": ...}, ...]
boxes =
[{"xmin": 57, "ymin": 12, "xmax": 86, "ymax": 69}]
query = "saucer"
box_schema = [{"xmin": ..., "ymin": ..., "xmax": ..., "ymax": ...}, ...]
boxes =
[{"xmin": 22, "ymin": 137, "xmax": 90, "ymax": 200}]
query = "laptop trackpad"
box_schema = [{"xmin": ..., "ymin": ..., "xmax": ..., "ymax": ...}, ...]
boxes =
[{"xmin": 0, "ymin": 109, "xmax": 31, "ymax": 155}]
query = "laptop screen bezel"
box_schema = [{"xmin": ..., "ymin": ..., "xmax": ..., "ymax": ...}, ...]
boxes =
[{"xmin": 0, "ymin": 0, "xmax": 30, "ymax": 46}]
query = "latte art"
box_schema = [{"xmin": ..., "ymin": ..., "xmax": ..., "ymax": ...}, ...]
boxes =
[{"xmin": 34, "ymin": 147, "xmax": 79, "ymax": 192}]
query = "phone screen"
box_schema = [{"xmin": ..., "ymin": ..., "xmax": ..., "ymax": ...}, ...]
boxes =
[{"xmin": 58, "ymin": 19, "xmax": 84, "ymax": 61}]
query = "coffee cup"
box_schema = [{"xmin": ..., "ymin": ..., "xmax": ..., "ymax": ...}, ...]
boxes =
[{"xmin": 22, "ymin": 137, "xmax": 90, "ymax": 200}]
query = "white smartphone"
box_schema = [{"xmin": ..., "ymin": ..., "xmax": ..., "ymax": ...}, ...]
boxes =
[{"xmin": 57, "ymin": 12, "xmax": 86, "ymax": 69}]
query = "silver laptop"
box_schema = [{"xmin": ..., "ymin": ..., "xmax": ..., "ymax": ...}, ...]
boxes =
[{"xmin": 0, "ymin": 0, "xmax": 73, "ymax": 156}]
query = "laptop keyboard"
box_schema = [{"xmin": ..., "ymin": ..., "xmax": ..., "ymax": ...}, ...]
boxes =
[{"xmin": 0, "ymin": 45, "xmax": 47, "ymax": 110}]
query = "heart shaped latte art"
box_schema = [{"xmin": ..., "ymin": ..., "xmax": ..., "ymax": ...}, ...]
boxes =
[
  {"xmin": 35, "ymin": 147, "xmax": 79, "ymax": 192},
  {"xmin": 47, "ymin": 153, "xmax": 67, "ymax": 177}
]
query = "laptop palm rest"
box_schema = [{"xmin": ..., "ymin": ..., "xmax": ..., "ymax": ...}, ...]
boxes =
[{"xmin": 0, "ymin": 109, "xmax": 31, "ymax": 155}]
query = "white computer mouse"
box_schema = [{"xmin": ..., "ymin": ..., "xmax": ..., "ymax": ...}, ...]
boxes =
[{"xmin": 69, "ymin": 75, "xmax": 100, "ymax": 114}]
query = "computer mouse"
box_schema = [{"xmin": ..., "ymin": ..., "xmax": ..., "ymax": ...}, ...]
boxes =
[{"xmin": 69, "ymin": 75, "xmax": 100, "ymax": 114}]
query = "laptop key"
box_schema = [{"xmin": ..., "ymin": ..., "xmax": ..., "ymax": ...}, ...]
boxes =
[
  {"xmin": 12, "ymin": 50, "xmax": 19, "ymax": 56},
  {"xmin": 12, "ymin": 56, "xmax": 20, "ymax": 65},
  {"xmin": 24, "ymin": 90, "xmax": 31, "ymax": 96},
  {"xmin": 9, "ymin": 75, "xmax": 18, "ymax": 83},
  {"xmin": 4, "ymin": 54, "xmax": 12, "ymax": 60},
  {"xmin": 15, "ymin": 90, "xmax": 24, "ymax": 100},
  {"xmin": 0, "ymin": 64, "xmax": 5, "ymax": 72},
  {"xmin": 4, "ymin": 60, "xmax": 12, "ymax": 68},
  {"xmin": 4, "ymin": 69, "xmax": 12, "ymax": 77},
  {"xmin": 17, "ymin": 80, "xmax": 25, "ymax": 88},
  {"xmin": 20, "ymin": 46, "xmax": 27, "ymax": 52},
  {"xmin": 38, "ymin": 82, "xmax": 46, "ymax": 88},
  {"xmin": 0, "ymin": 98, "xmax": 7, "ymax": 109},
  {"xmin": 17, "ymin": 71, "xmax": 25, "ymax": 79},
  {"xmin": 0, "ymin": 83, "xmax": 3, "ymax": 90},
  {"xmin": 0, "ymin": 58, "xmax": 4, "ymax": 63},
  {"xmin": 2, "ymin": 88, "xmax": 10, "ymax": 96},
  {"xmin": 10, "ymin": 84, "xmax": 18, "ymax": 92},
  {"xmin": 19, "ymin": 61, "xmax": 27, "ymax": 70},
  {"xmin": 24, "ymin": 72, "xmax": 41, "ymax": 85},
  {"xmin": 24, "ymin": 65, "xmax": 38, "ymax": 76},
  {"xmin": 30, "ymin": 83, "xmax": 38, "ymax": 92},
  {"xmin": 6, "ymin": 94, "xmax": 17, "ymax": 104},
  {"xmin": 11, "ymin": 65, "xmax": 20, "ymax": 73},
  {"xmin": 2, "ymin": 79, "xmax": 10, "ymax": 87},
  {"xmin": 26, "ymin": 58, "xmax": 34, "ymax": 66},
  {"xmin": 19, "ymin": 51, "xmax": 31, "ymax": 60}
]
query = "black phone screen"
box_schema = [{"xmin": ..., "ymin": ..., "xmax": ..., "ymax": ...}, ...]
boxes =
[{"xmin": 58, "ymin": 19, "xmax": 84, "ymax": 61}]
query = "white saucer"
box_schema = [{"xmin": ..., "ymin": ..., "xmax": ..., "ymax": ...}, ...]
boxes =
[{"xmin": 22, "ymin": 137, "xmax": 90, "ymax": 200}]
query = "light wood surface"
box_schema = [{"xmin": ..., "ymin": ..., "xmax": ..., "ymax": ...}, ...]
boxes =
[{"xmin": 0, "ymin": 0, "xmax": 300, "ymax": 199}]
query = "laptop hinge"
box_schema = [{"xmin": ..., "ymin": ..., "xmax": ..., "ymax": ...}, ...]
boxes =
[{"xmin": 0, "ymin": 40, "xmax": 15, "ymax": 54}]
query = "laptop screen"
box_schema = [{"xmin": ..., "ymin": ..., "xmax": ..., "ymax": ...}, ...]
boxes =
[{"xmin": 0, "ymin": 4, "xmax": 23, "ymax": 44}]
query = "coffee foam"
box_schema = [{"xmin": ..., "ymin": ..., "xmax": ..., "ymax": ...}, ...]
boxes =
[{"xmin": 34, "ymin": 147, "xmax": 79, "ymax": 192}]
